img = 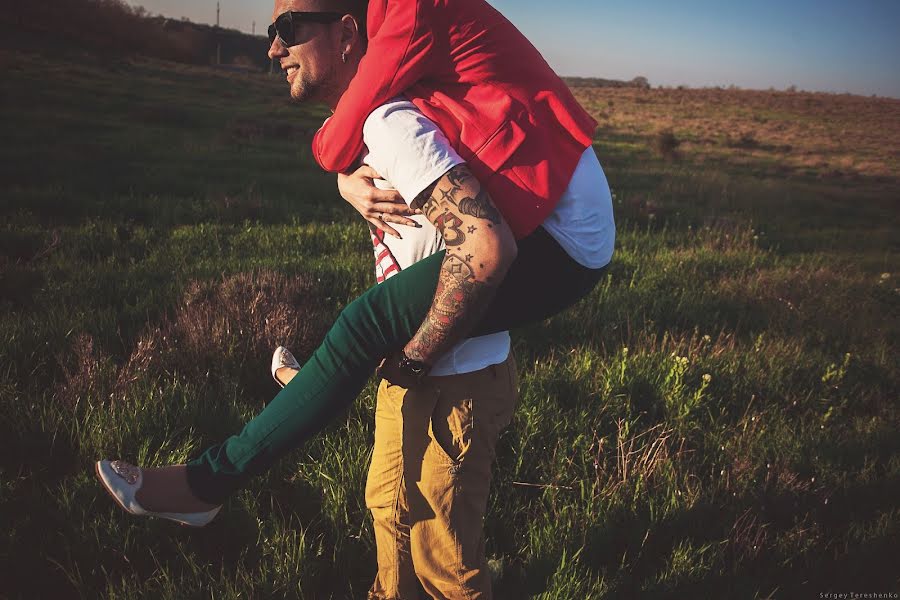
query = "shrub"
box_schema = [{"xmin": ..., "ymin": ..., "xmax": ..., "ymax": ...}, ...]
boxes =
[
  {"xmin": 726, "ymin": 132, "xmax": 760, "ymax": 149},
  {"xmin": 654, "ymin": 129, "xmax": 681, "ymax": 160},
  {"xmin": 55, "ymin": 270, "xmax": 330, "ymax": 406}
]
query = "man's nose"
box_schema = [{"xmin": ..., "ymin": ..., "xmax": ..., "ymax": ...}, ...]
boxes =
[{"xmin": 268, "ymin": 37, "xmax": 287, "ymax": 61}]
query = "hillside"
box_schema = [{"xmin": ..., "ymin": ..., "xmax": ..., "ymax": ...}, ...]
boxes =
[
  {"xmin": 0, "ymin": 47, "xmax": 897, "ymax": 598},
  {"xmin": 1, "ymin": 0, "xmax": 271, "ymax": 70}
]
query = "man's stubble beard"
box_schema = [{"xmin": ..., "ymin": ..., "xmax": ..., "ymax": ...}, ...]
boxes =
[{"xmin": 290, "ymin": 63, "xmax": 341, "ymax": 105}]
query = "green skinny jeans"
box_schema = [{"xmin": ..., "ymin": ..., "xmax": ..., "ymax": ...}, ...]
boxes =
[{"xmin": 186, "ymin": 226, "xmax": 607, "ymax": 503}]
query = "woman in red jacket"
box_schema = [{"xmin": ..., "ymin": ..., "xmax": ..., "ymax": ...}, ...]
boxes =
[
  {"xmin": 318, "ymin": 0, "xmax": 598, "ymax": 239},
  {"xmin": 97, "ymin": 0, "xmax": 615, "ymax": 527}
]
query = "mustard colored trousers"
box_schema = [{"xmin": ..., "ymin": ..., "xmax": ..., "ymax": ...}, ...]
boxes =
[{"xmin": 366, "ymin": 354, "xmax": 518, "ymax": 600}]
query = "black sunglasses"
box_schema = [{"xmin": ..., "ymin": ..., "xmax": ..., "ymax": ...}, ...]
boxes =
[{"xmin": 268, "ymin": 11, "xmax": 345, "ymax": 47}]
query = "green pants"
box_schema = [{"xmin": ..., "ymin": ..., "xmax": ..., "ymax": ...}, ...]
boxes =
[{"xmin": 186, "ymin": 227, "xmax": 607, "ymax": 503}]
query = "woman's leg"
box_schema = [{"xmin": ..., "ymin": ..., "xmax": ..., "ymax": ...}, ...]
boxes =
[
  {"xmin": 186, "ymin": 251, "xmax": 444, "ymax": 503},
  {"xmin": 185, "ymin": 227, "xmax": 608, "ymax": 504},
  {"xmin": 473, "ymin": 226, "xmax": 608, "ymax": 335}
]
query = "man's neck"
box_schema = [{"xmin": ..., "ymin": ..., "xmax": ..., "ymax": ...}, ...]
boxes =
[{"xmin": 326, "ymin": 52, "xmax": 363, "ymax": 110}]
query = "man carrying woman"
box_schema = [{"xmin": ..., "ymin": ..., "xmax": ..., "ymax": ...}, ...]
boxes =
[{"xmin": 97, "ymin": 0, "xmax": 615, "ymax": 597}]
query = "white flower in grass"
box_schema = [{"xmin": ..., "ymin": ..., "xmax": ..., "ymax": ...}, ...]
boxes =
[{"xmin": 702, "ymin": 373, "xmax": 712, "ymax": 383}]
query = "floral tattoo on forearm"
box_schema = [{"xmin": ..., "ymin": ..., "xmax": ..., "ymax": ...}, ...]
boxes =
[{"xmin": 405, "ymin": 165, "xmax": 508, "ymax": 364}]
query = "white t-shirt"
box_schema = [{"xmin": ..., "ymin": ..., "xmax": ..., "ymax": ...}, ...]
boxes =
[
  {"xmin": 359, "ymin": 98, "xmax": 617, "ymax": 374},
  {"xmin": 361, "ymin": 101, "xmax": 511, "ymax": 377},
  {"xmin": 363, "ymin": 98, "xmax": 616, "ymax": 270},
  {"xmin": 541, "ymin": 146, "xmax": 616, "ymax": 269}
]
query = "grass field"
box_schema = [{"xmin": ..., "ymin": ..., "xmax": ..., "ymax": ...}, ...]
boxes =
[{"xmin": 1, "ymin": 47, "xmax": 898, "ymax": 599}]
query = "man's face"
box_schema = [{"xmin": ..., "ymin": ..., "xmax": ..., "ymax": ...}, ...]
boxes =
[{"xmin": 268, "ymin": 0, "xmax": 342, "ymax": 104}]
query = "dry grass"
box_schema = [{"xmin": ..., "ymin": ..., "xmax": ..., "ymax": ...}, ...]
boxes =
[
  {"xmin": 592, "ymin": 420, "xmax": 690, "ymax": 503},
  {"xmin": 576, "ymin": 86, "xmax": 900, "ymax": 180},
  {"xmin": 55, "ymin": 270, "xmax": 329, "ymax": 407},
  {"xmin": 726, "ymin": 507, "xmax": 770, "ymax": 562}
]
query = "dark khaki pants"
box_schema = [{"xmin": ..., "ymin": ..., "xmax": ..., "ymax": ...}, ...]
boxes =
[{"xmin": 366, "ymin": 354, "xmax": 518, "ymax": 600}]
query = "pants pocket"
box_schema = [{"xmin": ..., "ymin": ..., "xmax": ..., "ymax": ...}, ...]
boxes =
[{"xmin": 428, "ymin": 392, "xmax": 474, "ymax": 467}]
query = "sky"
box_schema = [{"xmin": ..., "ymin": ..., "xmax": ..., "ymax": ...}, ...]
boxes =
[{"xmin": 129, "ymin": 0, "xmax": 900, "ymax": 98}]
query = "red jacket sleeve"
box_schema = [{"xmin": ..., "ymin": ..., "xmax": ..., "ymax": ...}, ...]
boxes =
[{"xmin": 312, "ymin": 0, "xmax": 439, "ymax": 173}]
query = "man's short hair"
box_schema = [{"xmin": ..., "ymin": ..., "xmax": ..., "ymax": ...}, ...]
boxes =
[{"xmin": 335, "ymin": 0, "xmax": 368, "ymax": 39}]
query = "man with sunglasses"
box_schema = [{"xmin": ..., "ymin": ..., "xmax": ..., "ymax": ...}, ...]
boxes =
[
  {"xmin": 272, "ymin": 5, "xmax": 520, "ymax": 597},
  {"xmin": 97, "ymin": 0, "xmax": 615, "ymax": 598},
  {"xmin": 269, "ymin": 95, "xmax": 519, "ymax": 596},
  {"xmin": 267, "ymin": 7, "xmax": 358, "ymax": 103}
]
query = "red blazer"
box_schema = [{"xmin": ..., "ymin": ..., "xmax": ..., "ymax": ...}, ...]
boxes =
[{"xmin": 313, "ymin": 0, "xmax": 597, "ymax": 239}]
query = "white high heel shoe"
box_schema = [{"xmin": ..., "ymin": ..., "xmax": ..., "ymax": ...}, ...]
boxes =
[
  {"xmin": 95, "ymin": 460, "xmax": 221, "ymax": 527},
  {"xmin": 271, "ymin": 346, "xmax": 301, "ymax": 388}
]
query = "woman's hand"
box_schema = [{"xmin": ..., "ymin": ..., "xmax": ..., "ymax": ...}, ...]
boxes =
[{"xmin": 337, "ymin": 165, "xmax": 420, "ymax": 238}]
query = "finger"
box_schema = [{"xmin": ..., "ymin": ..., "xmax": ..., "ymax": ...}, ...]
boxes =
[
  {"xmin": 372, "ymin": 201, "xmax": 416, "ymax": 216},
  {"xmin": 367, "ymin": 188, "xmax": 405, "ymax": 205},
  {"xmin": 383, "ymin": 215, "xmax": 420, "ymax": 228},
  {"xmin": 372, "ymin": 218, "xmax": 402, "ymax": 239},
  {"xmin": 354, "ymin": 164, "xmax": 383, "ymax": 180},
  {"xmin": 381, "ymin": 213, "xmax": 420, "ymax": 228}
]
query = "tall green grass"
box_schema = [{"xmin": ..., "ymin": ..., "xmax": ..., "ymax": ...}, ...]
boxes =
[{"xmin": 0, "ymin": 50, "xmax": 897, "ymax": 598}]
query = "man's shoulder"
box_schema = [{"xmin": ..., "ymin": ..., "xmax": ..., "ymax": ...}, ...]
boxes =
[
  {"xmin": 362, "ymin": 97, "xmax": 432, "ymax": 146},
  {"xmin": 365, "ymin": 97, "xmax": 420, "ymax": 121},
  {"xmin": 362, "ymin": 97, "xmax": 464, "ymax": 205}
]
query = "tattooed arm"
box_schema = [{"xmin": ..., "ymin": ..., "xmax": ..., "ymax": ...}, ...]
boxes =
[{"xmin": 402, "ymin": 164, "xmax": 518, "ymax": 366}]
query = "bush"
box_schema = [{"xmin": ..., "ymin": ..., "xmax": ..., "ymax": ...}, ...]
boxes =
[
  {"xmin": 54, "ymin": 270, "xmax": 330, "ymax": 407},
  {"xmin": 653, "ymin": 129, "xmax": 681, "ymax": 160},
  {"xmin": 726, "ymin": 132, "xmax": 761, "ymax": 149}
]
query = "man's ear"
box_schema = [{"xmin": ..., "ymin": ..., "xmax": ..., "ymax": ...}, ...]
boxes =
[{"xmin": 339, "ymin": 14, "xmax": 362, "ymax": 55}]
